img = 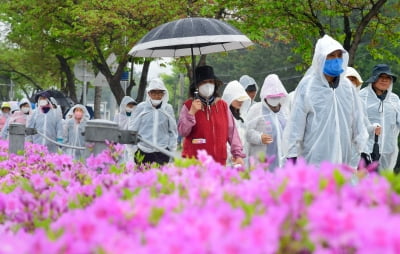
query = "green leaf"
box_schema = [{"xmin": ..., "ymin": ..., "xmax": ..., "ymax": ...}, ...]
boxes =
[
  {"xmin": 148, "ymin": 207, "xmax": 165, "ymax": 226},
  {"xmin": 333, "ymin": 169, "xmax": 346, "ymax": 187},
  {"xmin": 0, "ymin": 168, "xmax": 8, "ymax": 177}
]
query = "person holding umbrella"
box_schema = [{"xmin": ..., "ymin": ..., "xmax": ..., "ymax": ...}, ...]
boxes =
[
  {"xmin": 359, "ymin": 64, "xmax": 400, "ymax": 171},
  {"xmin": 178, "ymin": 65, "xmax": 245, "ymax": 166}
]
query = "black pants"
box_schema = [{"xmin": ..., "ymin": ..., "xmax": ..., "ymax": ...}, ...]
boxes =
[{"xmin": 134, "ymin": 149, "xmax": 170, "ymax": 165}]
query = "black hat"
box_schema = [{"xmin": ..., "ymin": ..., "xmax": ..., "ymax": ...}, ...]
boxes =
[
  {"xmin": 194, "ymin": 65, "xmax": 222, "ymax": 86},
  {"xmin": 365, "ymin": 64, "xmax": 397, "ymax": 84}
]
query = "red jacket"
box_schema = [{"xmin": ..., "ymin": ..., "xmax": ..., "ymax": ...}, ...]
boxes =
[{"xmin": 181, "ymin": 99, "xmax": 229, "ymax": 165}]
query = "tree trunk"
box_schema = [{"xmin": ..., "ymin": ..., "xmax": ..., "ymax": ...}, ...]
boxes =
[
  {"xmin": 136, "ymin": 59, "xmax": 151, "ymax": 103},
  {"xmin": 94, "ymin": 86, "xmax": 102, "ymax": 119},
  {"xmin": 55, "ymin": 55, "xmax": 78, "ymax": 103},
  {"xmin": 348, "ymin": 0, "xmax": 387, "ymax": 66}
]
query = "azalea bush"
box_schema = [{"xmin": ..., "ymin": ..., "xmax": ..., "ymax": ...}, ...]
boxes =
[{"xmin": 0, "ymin": 140, "xmax": 400, "ymax": 254}]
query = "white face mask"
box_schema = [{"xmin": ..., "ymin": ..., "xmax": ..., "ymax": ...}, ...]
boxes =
[
  {"xmin": 21, "ymin": 107, "xmax": 30, "ymax": 113},
  {"xmin": 266, "ymin": 97, "xmax": 282, "ymax": 107},
  {"xmin": 38, "ymin": 99, "xmax": 48, "ymax": 107},
  {"xmin": 125, "ymin": 107, "xmax": 134, "ymax": 113},
  {"xmin": 199, "ymin": 83, "xmax": 215, "ymax": 98},
  {"xmin": 150, "ymin": 99, "xmax": 162, "ymax": 106}
]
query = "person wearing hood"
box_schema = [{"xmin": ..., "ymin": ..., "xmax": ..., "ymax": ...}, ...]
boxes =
[
  {"xmin": 282, "ymin": 35, "xmax": 368, "ymax": 167},
  {"xmin": 1, "ymin": 98, "xmax": 32, "ymax": 139},
  {"xmin": 246, "ymin": 74, "xmax": 288, "ymax": 170},
  {"xmin": 222, "ymin": 80, "xmax": 250, "ymax": 164},
  {"xmin": 49, "ymin": 97, "xmax": 63, "ymax": 119},
  {"xmin": 178, "ymin": 65, "xmax": 245, "ymax": 166},
  {"xmin": 63, "ymin": 104, "xmax": 89, "ymax": 160},
  {"xmin": 27, "ymin": 91, "xmax": 63, "ymax": 153},
  {"xmin": 344, "ymin": 66, "xmax": 371, "ymax": 167},
  {"xmin": 114, "ymin": 96, "xmax": 138, "ymax": 162},
  {"xmin": 239, "ymin": 75, "xmax": 258, "ymax": 119},
  {"xmin": 129, "ymin": 78, "xmax": 177, "ymax": 165},
  {"xmin": 346, "ymin": 67, "xmax": 364, "ymax": 91},
  {"xmin": 359, "ymin": 64, "xmax": 400, "ymax": 170},
  {"xmin": 0, "ymin": 102, "xmax": 11, "ymax": 133}
]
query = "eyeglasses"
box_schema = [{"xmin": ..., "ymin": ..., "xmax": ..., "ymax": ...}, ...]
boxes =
[{"xmin": 149, "ymin": 90, "xmax": 165, "ymax": 96}]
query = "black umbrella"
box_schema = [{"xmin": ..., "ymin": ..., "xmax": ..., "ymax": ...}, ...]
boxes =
[
  {"xmin": 128, "ymin": 17, "xmax": 253, "ymax": 80},
  {"xmin": 371, "ymin": 134, "xmax": 381, "ymax": 162}
]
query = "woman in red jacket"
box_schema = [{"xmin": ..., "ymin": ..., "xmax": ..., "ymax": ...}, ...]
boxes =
[{"xmin": 178, "ymin": 65, "xmax": 245, "ymax": 166}]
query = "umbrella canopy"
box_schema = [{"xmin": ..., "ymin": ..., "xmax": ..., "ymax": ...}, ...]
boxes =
[{"xmin": 129, "ymin": 17, "xmax": 253, "ymax": 58}]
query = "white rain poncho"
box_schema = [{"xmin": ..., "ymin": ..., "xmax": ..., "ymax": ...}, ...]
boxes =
[
  {"xmin": 345, "ymin": 67, "xmax": 363, "ymax": 90},
  {"xmin": 246, "ymin": 74, "xmax": 288, "ymax": 170},
  {"xmin": 222, "ymin": 80, "xmax": 250, "ymax": 164},
  {"xmin": 282, "ymin": 35, "xmax": 368, "ymax": 167},
  {"xmin": 359, "ymin": 82, "xmax": 400, "ymax": 170},
  {"xmin": 113, "ymin": 96, "xmax": 138, "ymax": 162},
  {"xmin": 27, "ymin": 98, "xmax": 63, "ymax": 153},
  {"xmin": 1, "ymin": 98, "xmax": 33, "ymax": 139},
  {"xmin": 239, "ymin": 75, "xmax": 258, "ymax": 119},
  {"xmin": 114, "ymin": 96, "xmax": 137, "ymax": 130},
  {"xmin": 129, "ymin": 78, "xmax": 178, "ymax": 154},
  {"xmin": 63, "ymin": 104, "xmax": 89, "ymax": 160},
  {"xmin": 222, "ymin": 80, "xmax": 250, "ymax": 141}
]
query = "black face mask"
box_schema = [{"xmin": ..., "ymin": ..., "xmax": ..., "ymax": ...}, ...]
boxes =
[{"xmin": 42, "ymin": 106, "xmax": 51, "ymax": 114}]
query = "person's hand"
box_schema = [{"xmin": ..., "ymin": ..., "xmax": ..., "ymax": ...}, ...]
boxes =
[
  {"xmin": 232, "ymin": 157, "xmax": 244, "ymax": 166},
  {"xmin": 261, "ymin": 134, "xmax": 273, "ymax": 144},
  {"xmin": 374, "ymin": 125, "xmax": 382, "ymax": 136},
  {"xmin": 189, "ymin": 99, "xmax": 202, "ymax": 115}
]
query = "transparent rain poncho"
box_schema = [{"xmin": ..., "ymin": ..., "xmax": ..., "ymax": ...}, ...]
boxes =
[
  {"xmin": 359, "ymin": 79, "xmax": 400, "ymax": 170},
  {"xmin": 28, "ymin": 98, "xmax": 64, "ymax": 153},
  {"xmin": 129, "ymin": 78, "xmax": 177, "ymax": 153},
  {"xmin": 282, "ymin": 35, "xmax": 368, "ymax": 167},
  {"xmin": 222, "ymin": 80, "xmax": 250, "ymax": 141},
  {"xmin": 245, "ymin": 74, "xmax": 288, "ymax": 170},
  {"xmin": 114, "ymin": 96, "xmax": 137, "ymax": 130},
  {"xmin": 239, "ymin": 75, "xmax": 259, "ymax": 119},
  {"xmin": 63, "ymin": 104, "xmax": 90, "ymax": 160},
  {"xmin": 222, "ymin": 80, "xmax": 250, "ymax": 164}
]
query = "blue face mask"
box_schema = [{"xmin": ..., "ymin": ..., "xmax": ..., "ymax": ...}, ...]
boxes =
[{"xmin": 323, "ymin": 58, "xmax": 344, "ymax": 77}]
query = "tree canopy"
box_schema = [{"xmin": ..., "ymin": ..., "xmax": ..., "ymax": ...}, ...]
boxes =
[{"xmin": 0, "ymin": 0, "xmax": 399, "ymax": 109}]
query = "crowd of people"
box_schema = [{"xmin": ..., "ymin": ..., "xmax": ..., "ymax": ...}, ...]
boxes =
[{"xmin": 1, "ymin": 34, "xmax": 399, "ymax": 171}]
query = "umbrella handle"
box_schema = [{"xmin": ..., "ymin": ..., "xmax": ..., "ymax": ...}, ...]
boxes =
[{"xmin": 374, "ymin": 134, "xmax": 379, "ymax": 143}]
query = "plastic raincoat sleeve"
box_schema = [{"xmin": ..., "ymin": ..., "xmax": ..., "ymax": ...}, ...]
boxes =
[
  {"xmin": 129, "ymin": 107, "xmax": 141, "ymax": 132},
  {"xmin": 177, "ymin": 104, "xmax": 196, "ymax": 137},
  {"xmin": 62, "ymin": 120, "xmax": 69, "ymax": 145},
  {"xmin": 1, "ymin": 118, "xmax": 10, "ymax": 139},
  {"xmin": 227, "ymin": 108, "xmax": 246, "ymax": 158},
  {"xmin": 165, "ymin": 105, "xmax": 178, "ymax": 151},
  {"xmin": 283, "ymin": 87, "xmax": 308, "ymax": 158},
  {"xmin": 246, "ymin": 117, "xmax": 264, "ymax": 145},
  {"xmin": 56, "ymin": 113, "xmax": 63, "ymax": 139}
]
